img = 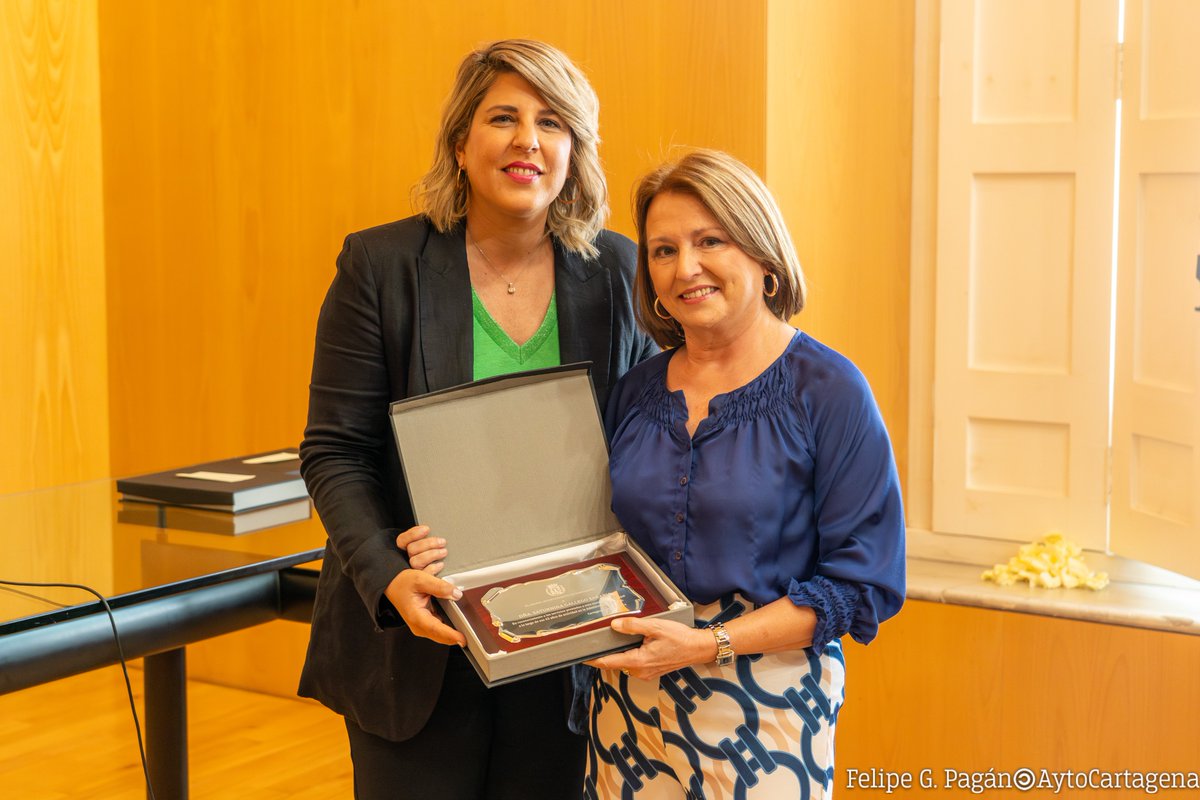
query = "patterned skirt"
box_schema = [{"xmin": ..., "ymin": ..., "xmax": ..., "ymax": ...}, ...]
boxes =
[{"xmin": 584, "ymin": 597, "xmax": 845, "ymax": 800}]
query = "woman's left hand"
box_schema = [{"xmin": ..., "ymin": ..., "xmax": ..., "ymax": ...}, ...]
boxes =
[
  {"xmin": 587, "ymin": 617, "xmax": 716, "ymax": 681},
  {"xmin": 396, "ymin": 525, "xmax": 447, "ymax": 574}
]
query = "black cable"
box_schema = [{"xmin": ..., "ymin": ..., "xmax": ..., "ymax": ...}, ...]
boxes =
[{"xmin": 0, "ymin": 579, "xmax": 158, "ymax": 800}]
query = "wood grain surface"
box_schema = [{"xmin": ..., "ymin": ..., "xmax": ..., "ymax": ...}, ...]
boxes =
[
  {"xmin": 1, "ymin": 0, "xmax": 111, "ymax": 494},
  {"xmin": 838, "ymin": 600, "xmax": 1200, "ymax": 798},
  {"xmin": 0, "ymin": 666, "xmax": 350, "ymax": 799}
]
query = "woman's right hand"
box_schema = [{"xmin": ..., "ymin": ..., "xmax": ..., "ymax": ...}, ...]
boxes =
[{"xmin": 384, "ymin": 526, "xmax": 465, "ymax": 646}]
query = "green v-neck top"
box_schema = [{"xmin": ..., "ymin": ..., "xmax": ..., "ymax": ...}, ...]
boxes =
[{"xmin": 471, "ymin": 288, "xmax": 561, "ymax": 380}]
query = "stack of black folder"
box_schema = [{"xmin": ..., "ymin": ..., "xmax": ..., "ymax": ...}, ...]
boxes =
[{"xmin": 116, "ymin": 449, "xmax": 311, "ymax": 535}]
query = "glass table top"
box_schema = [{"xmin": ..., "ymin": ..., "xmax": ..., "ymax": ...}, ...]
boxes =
[{"xmin": 0, "ymin": 479, "xmax": 326, "ymax": 634}]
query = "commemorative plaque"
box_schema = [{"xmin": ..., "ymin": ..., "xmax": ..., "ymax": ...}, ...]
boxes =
[
  {"xmin": 389, "ymin": 365, "xmax": 693, "ymax": 686},
  {"xmin": 482, "ymin": 560, "xmax": 643, "ymax": 643},
  {"xmin": 459, "ymin": 552, "xmax": 669, "ymax": 654}
]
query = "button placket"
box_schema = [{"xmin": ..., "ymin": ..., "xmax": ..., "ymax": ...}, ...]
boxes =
[{"xmin": 671, "ymin": 441, "xmax": 695, "ymax": 580}]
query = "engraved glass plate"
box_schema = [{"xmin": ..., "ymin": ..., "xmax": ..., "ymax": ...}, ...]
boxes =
[{"xmin": 480, "ymin": 563, "xmax": 644, "ymax": 642}]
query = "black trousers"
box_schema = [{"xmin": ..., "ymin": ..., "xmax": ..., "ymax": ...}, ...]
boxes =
[{"xmin": 345, "ymin": 648, "xmax": 587, "ymax": 800}]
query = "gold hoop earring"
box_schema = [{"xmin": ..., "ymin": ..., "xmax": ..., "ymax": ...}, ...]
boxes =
[
  {"xmin": 452, "ymin": 167, "xmax": 470, "ymax": 217},
  {"xmin": 763, "ymin": 273, "xmax": 780, "ymax": 298},
  {"xmin": 653, "ymin": 297, "xmax": 673, "ymax": 320},
  {"xmin": 558, "ymin": 177, "xmax": 579, "ymax": 206}
]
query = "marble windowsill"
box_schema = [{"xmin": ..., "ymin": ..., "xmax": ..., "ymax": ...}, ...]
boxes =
[{"xmin": 905, "ymin": 529, "xmax": 1200, "ymax": 636}]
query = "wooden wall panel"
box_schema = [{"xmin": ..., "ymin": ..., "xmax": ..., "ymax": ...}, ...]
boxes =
[
  {"xmin": 98, "ymin": 2, "xmax": 356, "ymax": 479},
  {"xmin": 766, "ymin": 0, "xmax": 913, "ymax": 485},
  {"xmin": 345, "ymin": 0, "xmax": 769, "ymax": 236},
  {"xmin": 99, "ymin": 0, "xmax": 768, "ymax": 478},
  {"xmin": 1, "ymin": 0, "xmax": 110, "ymax": 493},
  {"xmin": 838, "ymin": 601, "xmax": 1200, "ymax": 798},
  {"xmin": 97, "ymin": 0, "xmax": 769, "ymax": 692}
]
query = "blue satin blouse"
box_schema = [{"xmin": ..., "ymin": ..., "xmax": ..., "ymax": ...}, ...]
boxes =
[{"xmin": 605, "ymin": 331, "xmax": 906, "ymax": 649}]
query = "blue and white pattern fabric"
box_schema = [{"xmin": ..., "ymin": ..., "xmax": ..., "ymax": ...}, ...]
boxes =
[{"xmin": 585, "ymin": 598, "xmax": 845, "ymax": 800}]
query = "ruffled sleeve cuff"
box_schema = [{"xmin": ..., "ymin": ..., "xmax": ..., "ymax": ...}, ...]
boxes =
[{"xmin": 787, "ymin": 574, "xmax": 861, "ymax": 655}]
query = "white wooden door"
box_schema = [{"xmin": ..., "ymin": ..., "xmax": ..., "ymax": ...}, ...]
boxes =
[
  {"xmin": 1109, "ymin": 0, "xmax": 1200, "ymax": 579},
  {"xmin": 933, "ymin": 0, "xmax": 1118, "ymax": 547}
]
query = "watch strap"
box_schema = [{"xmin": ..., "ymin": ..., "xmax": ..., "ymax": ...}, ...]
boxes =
[{"xmin": 709, "ymin": 622, "xmax": 735, "ymax": 666}]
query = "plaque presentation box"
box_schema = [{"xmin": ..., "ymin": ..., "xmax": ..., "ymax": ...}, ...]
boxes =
[{"xmin": 389, "ymin": 365, "xmax": 693, "ymax": 686}]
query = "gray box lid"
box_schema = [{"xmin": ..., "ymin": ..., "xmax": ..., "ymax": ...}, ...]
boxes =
[{"xmin": 388, "ymin": 365, "xmax": 620, "ymax": 575}]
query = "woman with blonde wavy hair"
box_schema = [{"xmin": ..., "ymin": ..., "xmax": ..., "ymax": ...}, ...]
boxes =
[{"xmin": 298, "ymin": 39, "xmax": 656, "ymax": 799}]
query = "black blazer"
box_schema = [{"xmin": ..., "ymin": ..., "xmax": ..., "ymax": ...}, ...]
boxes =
[{"xmin": 298, "ymin": 216, "xmax": 656, "ymax": 741}]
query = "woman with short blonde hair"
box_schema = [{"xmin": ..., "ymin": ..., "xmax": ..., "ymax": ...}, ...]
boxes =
[
  {"xmin": 631, "ymin": 149, "xmax": 807, "ymax": 347},
  {"xmin": 585, "ymin": 149, "xmax": 905, "ymax": 799}
]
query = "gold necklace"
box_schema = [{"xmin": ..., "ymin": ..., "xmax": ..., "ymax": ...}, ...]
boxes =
[{"xmin": 466, "ymin": 228, "xmax": 545, "ymax": 295}]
